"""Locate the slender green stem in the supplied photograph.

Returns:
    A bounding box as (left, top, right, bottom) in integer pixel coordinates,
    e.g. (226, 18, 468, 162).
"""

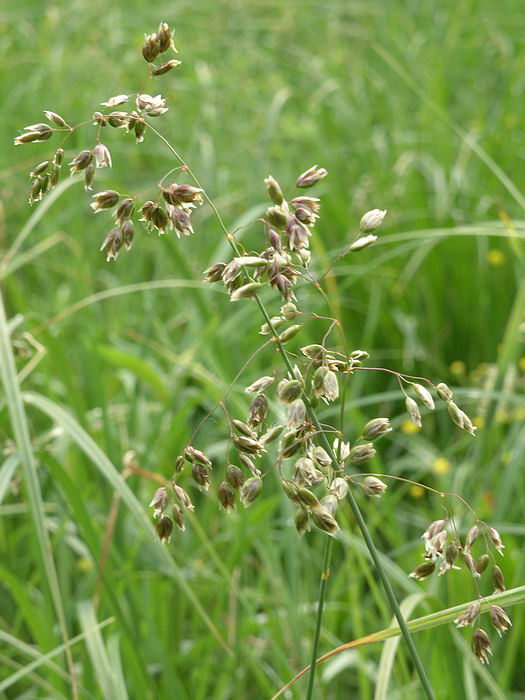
(306, 536, 333, 699)
(147, 122, 435, 700)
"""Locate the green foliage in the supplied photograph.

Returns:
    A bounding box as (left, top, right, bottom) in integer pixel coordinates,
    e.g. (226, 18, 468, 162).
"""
(1, 0, 525, 697)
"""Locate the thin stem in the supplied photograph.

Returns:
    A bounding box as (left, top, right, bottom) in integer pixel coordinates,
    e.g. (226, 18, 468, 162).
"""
(306, 537, 333, 699)
(147, 122, 435, 700)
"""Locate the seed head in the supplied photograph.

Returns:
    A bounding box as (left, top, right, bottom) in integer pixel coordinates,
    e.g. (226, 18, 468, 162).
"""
(261, 424, 284, 444)
(93, 143, 112, 168)
(172, 504, 185, 531)
(232, 433, 265, 456)
(330, 477, 348, 500)
(169, 206, 194, 237)
(296, 164, 328, 188)
(191, 463, 210, 491)
(492, 564, 505, 593)
(409, 561, 436, 580)
(474, 554, 489, 574)
(438, 542, 461, 575)
(90, 189, 119, 213)
(100, 228, 123, 262)
(471, 628, 492, 664)
(422, 519, 446, 541)
(173, 484, 194, 511)
(149, 487, 168, 518)
(245, 375, 274, 394)
(121, 220, 134, 251)
(464, 552, 481, 579)
(490, 605, 511, 637)
(277, 379, 303, 404)
(465, 525, 480, 550)
(232, 419, 257, 439)
(321, 494, 338, 516)
(312, 507, 339, 537)
(362, 418, 392, 440)
(454, 600, 480, 628)
(405, 396, 422, 428)
(436, 382, 454, 401)
(240, 477, 262, 507)
(184, 445, 212, 468)
(333, 438, 350, 462)
(293, 457, 323, 488)
(142, 33, 161, 62)
(359, 209, 387, 233)
(349, 234, 377, 252)
(218, 481, 237, 512)
(239, 454, 261, 477)
(311, 445, 332, 470)
(100, 95, 129, 107)
(280, 302, 298, 320)
(107, 111, 129, 128)
(43, 110, 69, 127)
(157, 21, 176, 53)
(301, 344, 326, 361)
(30, 161, 50, 178)
(204, 262, 226, 283)
(487, 526, 505, 555)
(411, 383, 435, 410)
(264, 175, 284, 205)
(248, 394, 269, 428)
(350, 443, 377, 464)
(362, 475, 387, 497)
(230, 282, 264, 301)
(174, 456, 185, 474)
(156, 515, 173, 544)
(294, 507, 310, 536)
(116, 198, 135, 224)
(226, 464, 245, 490)
(287, 399, 307, 430)
(266, 205, 288, 228)
(312, 366, 339, 402)
(152, 59, 182, 76)
(70, 150, 93, 174)
(14, 123, 53, 145)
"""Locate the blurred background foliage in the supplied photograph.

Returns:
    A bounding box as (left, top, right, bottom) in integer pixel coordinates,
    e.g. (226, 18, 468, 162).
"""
(1, 0, 524, 697)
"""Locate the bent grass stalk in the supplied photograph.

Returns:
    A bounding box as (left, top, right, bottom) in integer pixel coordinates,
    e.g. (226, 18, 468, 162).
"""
(144, 120, 435, 699)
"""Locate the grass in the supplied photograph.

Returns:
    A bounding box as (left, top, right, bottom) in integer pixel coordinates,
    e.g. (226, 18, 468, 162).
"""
(1, 0, 525, 697)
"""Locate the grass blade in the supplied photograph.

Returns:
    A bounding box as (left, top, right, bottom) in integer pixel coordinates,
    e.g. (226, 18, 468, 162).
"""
(0, 290, 78, 697)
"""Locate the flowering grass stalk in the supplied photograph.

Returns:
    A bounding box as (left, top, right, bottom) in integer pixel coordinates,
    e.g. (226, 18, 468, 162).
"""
(13, 20, 515, 698)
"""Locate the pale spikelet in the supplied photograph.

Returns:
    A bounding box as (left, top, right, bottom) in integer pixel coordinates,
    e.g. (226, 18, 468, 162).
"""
(405, 396, 422, 428)
(359, 208, 387, 232)
(149, 487, 168, 518)
(411, 383, 435, 410)
(361, 476, 386, 496)
(245, 375, 274, 394)
(490, 605, 511, 637)
(454, 600, 480, 628)
(362, 418, 392, 440)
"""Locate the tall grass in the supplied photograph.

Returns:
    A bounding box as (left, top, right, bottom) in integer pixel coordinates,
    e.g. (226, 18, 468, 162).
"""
(1, 0, 525, 697)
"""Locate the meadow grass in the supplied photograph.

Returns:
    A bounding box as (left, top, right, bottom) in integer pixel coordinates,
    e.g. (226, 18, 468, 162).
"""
(1, 0, 525, 697)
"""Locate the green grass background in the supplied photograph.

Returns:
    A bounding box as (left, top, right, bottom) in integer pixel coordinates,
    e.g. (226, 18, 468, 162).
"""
(1, 0, 525, 697)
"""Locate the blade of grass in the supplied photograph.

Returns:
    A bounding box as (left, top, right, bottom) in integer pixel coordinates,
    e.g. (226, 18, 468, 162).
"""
(0, 619, 114, 693)
(271, 584, 525, 698)
(22, 390, 232, 655)
(375, 593, 425, 700)
(0, 289, 78, 698)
